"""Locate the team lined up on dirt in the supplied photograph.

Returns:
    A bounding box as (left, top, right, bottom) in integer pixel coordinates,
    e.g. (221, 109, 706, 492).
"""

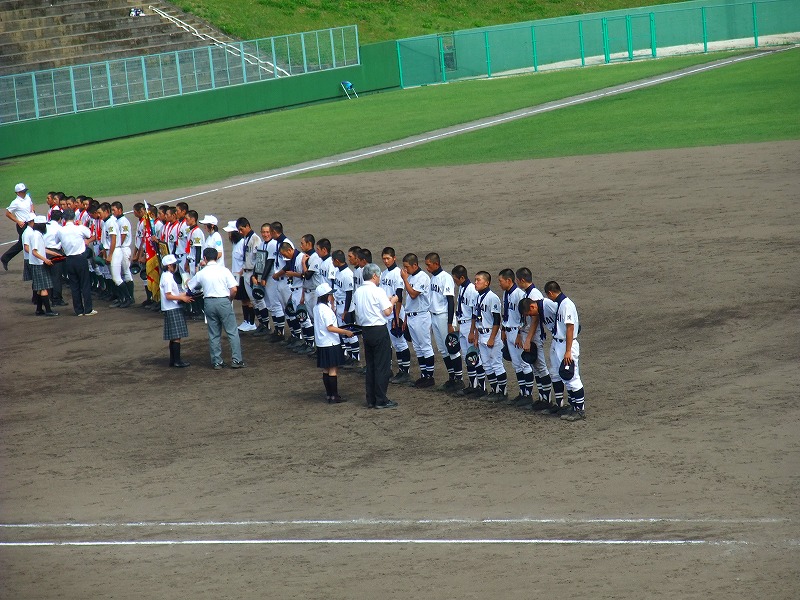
(3, 187, 587, 421)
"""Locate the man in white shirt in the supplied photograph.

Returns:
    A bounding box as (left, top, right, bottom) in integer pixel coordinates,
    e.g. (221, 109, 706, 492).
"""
(353, 263, 399, 409)
(57, 208, 95, 316)
(44, 210, 67, 306)
(2, 183, 35, 270)
(188, 247, 245, 370)
(111, 201, 134, 308)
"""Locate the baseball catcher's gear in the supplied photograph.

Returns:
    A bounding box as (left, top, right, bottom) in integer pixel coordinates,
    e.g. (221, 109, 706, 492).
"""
(445, 332, 459, 354)
(252, 284, 266, 301)
(501, 343, 511, 362)
(521, 347, 537, 365)
(295, 303, 309, 322)
(465, 346, 479, 368)
(558, 358, 575, 381)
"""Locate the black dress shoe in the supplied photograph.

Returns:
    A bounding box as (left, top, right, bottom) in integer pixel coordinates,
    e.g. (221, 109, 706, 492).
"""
(375, 400, 398, 409)
(328, 396, 346, 404)
(172, 361, 191, 368)
(43, 311, 60, 317)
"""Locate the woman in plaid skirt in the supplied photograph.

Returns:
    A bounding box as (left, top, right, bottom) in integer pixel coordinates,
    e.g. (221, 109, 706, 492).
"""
(160, 254, 194, 368)
(28, 216, 59, 317)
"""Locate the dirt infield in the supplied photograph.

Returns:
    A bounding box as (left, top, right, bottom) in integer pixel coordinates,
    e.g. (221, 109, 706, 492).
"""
(1, 140, 798, 598)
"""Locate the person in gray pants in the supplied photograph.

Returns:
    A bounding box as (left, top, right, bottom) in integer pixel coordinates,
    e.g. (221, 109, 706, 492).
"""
(187, 247, 245, 369)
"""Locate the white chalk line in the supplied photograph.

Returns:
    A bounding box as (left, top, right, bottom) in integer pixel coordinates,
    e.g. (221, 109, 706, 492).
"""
(0, 517, 788, 529)
(3, 45, 795, 248)
(0, 538, 750, 548)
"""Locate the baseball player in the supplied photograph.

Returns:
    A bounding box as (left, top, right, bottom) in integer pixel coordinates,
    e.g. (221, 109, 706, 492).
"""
(279, 241, 309, 349)
(265, 221, 293, 342)
(314, 238, 335, 290)
(425, 252, 463, 391)
(174, 202, 190, 275)
(469, 271, 504, 398)
(400, 252, 435, 387)
(183, 210, 205, 319)
(498, 268, 534, 406)
(111, 201, 134, 308)
(235, 217, 261, 332)
(542, 280, 586, 421)
(296, 233, 318, 353)
(332, 250, 356, 361)
(381, 247, 412, 384)
(96, 202, 124, 308)
(252, 222, 273, 336)
(516, 267, 552, 410)
(452, 265, 485, 397)
(348, 246, 362, 287)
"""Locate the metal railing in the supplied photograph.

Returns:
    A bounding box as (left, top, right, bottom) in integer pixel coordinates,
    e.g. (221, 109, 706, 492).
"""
(0, 24, 360, 124)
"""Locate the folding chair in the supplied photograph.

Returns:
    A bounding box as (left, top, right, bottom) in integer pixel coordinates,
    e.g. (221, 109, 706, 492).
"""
(341, 80, 358, 99)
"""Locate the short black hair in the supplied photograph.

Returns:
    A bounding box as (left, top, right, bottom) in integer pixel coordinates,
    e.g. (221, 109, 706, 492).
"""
(270, 221, 283, 235)
(475, 270, 491, 284)
(332, 249, 346, 263)
(515, 267, 532, 283)
(425, 252, 440, 265)
(402, 253, 418, 266)
(110, 201, 123, 210)
(302, 233, 315, 246)
(451, 265, 467, 279)
(236, 217, 250, 229)
(316, 238, 331, 253)
(203, 247, 218, 261)
(357, 248, 372, 263)
(544, 280, 561, 294)
(499, 268, 515, 281)
(49, 210, 62, 222)
(382, 247, 395, 257)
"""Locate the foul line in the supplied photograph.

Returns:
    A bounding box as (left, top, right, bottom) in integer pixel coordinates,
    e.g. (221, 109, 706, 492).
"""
(0, 517, 787, 529)
(2, 45, 796, 248)
(0, 538, 746, 547)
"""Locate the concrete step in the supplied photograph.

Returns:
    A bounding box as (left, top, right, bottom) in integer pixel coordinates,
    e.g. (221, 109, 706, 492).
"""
(0, 7, 153, 34)
(0, 38, 220, 77)
(0, 0, 138, 20)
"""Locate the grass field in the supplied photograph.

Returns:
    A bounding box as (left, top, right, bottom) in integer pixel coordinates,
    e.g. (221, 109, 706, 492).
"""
(0, 51, 763, 198)
(314, 47, 800, 176)
(174, 0, 683, 44)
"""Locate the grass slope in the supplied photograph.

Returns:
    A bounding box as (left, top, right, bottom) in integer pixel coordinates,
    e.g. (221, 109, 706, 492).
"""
(0, 53, 742, 198)
(315, 48, 800, 176)
(174, 0, 683, 43)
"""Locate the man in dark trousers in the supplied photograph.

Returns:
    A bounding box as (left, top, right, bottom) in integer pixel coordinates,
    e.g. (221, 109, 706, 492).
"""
(352, 263, 399, 409)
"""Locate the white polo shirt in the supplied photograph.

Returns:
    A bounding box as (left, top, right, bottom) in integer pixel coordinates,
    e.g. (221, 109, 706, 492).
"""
(353, 280, 392, 327)
(160, 270, 181, 311)
(7, 195, 33, 222)
(187, 260, 237, 298)
(57, 222, 92, 256)
(28, 230, 46, 265)
(43, 221, 62, 250)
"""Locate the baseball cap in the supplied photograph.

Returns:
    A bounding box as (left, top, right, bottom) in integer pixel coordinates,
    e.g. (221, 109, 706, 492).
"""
(33, 215, 47, 224)
(222, 220, 237, 232)
(198, 215, 218, 225)
(162, 254, 178, 266)
(316, 282, 333, 296)
(14, 183, 27, 193)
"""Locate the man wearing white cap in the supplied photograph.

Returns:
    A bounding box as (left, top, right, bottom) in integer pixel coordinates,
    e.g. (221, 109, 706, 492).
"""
(199, 215, 224, 268)
(159, 254, 192, 368)
(2, 183, 36, 270)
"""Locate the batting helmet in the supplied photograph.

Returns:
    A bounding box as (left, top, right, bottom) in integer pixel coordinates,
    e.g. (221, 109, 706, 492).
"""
(252, 285, 265, 301)
(390, 323, 404, 338)
(139, 268, 147, 281)
(445, 332, 460, 355)
(130, 263, 141, 275)
(521, 347, 537, 365)
(465, 346, 479, 368)
(285, 300, 296, 318)
(558, 358, 576, 381)
(501, 343, 511, 362)
(295, 303, 309, 322)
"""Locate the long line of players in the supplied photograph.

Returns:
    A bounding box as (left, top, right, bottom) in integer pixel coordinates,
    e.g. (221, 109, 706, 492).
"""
(143, 208, 586, 422)
(18, 193, 587, 422)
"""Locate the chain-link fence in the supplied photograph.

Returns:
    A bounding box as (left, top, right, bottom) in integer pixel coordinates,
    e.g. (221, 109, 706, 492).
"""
(0, 25, 359, 124)
(396, 0, 799, 88)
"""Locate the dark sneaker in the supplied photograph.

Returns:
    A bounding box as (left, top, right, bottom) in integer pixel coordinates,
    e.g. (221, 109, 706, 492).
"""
(439, 380, 456, 391)
(213, 363, 226, 370)
(561, 410, 586, 421)
(472, 388, 487, 398)
(328, 396, 347, 404)
(414, 377, 435, 389)
(389, 372, 411, 385)
(375, 400, 398, 409)
(43, 311, 60, 317)
(530, 399, 550, 411)
(486, 392, 506, 403)
(251, 325, 270, 337)
(230, 360, 246, 369)
(448, 380, 465, 393)
(267, 333, 284, 343)
(286, 338, 304, 350)
(515, 395, 534, 408)
(456, 386, 476, 397)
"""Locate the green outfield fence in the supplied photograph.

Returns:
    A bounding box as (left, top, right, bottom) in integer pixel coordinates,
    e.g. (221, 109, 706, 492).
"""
(396, 0, 800, 87)
(0, 25, 359, 124)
